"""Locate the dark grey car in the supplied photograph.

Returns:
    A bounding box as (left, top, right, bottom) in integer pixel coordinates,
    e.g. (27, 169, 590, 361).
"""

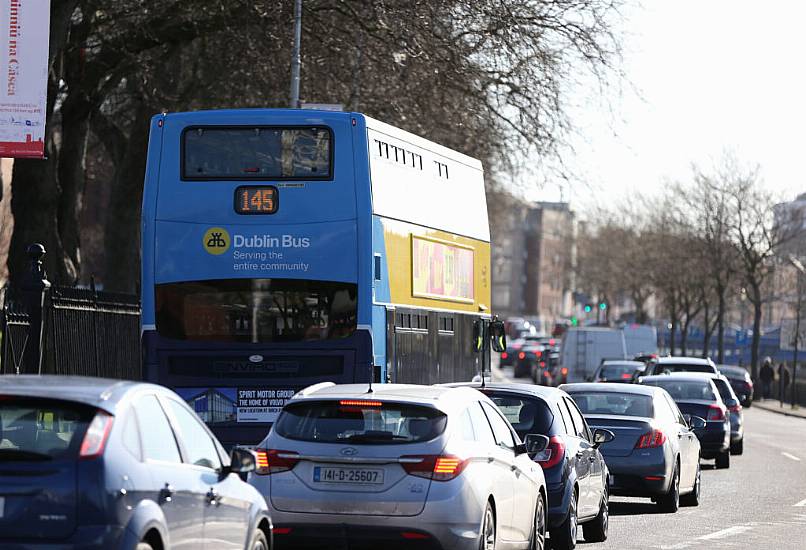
(561, 383, 704, 513)
(0, 375, 272, 550)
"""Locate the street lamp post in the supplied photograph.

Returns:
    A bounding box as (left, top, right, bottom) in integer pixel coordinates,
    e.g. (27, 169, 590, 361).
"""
(788, 255, 804, 409)
(289, 0, 303, 108)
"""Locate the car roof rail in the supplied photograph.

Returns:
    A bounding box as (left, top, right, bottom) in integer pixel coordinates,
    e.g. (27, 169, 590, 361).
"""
(295, 381, 336, 398)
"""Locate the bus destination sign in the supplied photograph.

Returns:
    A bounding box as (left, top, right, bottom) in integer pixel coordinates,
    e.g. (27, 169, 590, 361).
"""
(235, 185, 279, 214)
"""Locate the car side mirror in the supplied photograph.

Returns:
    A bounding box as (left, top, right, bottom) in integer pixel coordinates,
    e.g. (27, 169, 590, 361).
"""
(490, 319, 507, 353)
(228, 447, 257, 475)
(524, 433, 550, 455)
(592, 428, 615, 448)
(472, 319, 485, 353)
(685, 415, 706, 430)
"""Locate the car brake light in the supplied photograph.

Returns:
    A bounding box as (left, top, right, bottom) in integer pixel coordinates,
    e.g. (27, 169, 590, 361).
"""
(401, 454, 467, 481)
(273, 527, 292, 535)
(635, 429, 666, 449)
(707, 404, 726, 421)
(254, 449, 300, 475)
(501, 352, 508, 359)
(339, 400, 382, 407)
(621, 373, 633, 379)
(79, 411, 114, 459)
(533, 435, 565, 469)
(518, 352, 526, 360)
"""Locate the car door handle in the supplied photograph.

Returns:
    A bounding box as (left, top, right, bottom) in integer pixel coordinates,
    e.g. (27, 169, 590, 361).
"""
(511, 464, 519, 472)
(206, 488, 222, 506)
(159, 483, 174, 503)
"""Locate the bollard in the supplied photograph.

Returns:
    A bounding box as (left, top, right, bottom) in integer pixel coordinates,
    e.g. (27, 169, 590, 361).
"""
(20, 243, 51, 374)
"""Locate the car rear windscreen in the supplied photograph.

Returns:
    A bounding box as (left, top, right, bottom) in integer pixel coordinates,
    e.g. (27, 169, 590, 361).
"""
(0, 398, 94, 460)
(487, 395, 553, 439)
(599, 363, 641, 380)
(567, 392, 653, 417)
(275, 400, 447, 444)
(643, 380, 717, 401)
(654, 363, 714, 374)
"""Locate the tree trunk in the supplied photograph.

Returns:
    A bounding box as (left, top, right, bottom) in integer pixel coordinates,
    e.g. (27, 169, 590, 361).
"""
(716, 288, 726, 363)
(681, 316, 690, 356)
(702, 300, 712, 359)
(101, 102, 152, 293)
(749, 282, 763, 382)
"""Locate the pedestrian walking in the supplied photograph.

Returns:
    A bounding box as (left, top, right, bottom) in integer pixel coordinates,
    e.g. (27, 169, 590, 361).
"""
(760, 357, 774, 400)
(778, 362, 791, 403)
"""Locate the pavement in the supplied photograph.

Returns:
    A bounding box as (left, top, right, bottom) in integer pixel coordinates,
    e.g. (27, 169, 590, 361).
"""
(493, 361, 806, 549)
(753, 399, 806, 419)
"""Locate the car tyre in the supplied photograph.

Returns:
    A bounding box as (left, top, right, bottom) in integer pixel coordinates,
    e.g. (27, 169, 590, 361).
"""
(530, 493, 547, 550)
(680, 462, 701, 507)
(550, 489, 577, 550)
(582, 483, 609, 542)
(730, 439, 743, 455)
(479, 501, 496, 550)
(657, 463, 680, 513)
(250, 529, 269, 550)
(715, 450, 731, 468)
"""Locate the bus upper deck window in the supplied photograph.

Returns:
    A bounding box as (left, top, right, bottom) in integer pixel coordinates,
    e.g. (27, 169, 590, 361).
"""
(182, 126, 332, 181)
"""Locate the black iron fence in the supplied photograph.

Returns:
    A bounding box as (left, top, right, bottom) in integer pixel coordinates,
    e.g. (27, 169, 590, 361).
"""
(1, 245, 141, 379)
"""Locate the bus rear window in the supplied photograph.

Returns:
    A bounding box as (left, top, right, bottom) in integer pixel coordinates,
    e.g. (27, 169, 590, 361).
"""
(182, 126, 332, 180)
(155, 279, 356, 342)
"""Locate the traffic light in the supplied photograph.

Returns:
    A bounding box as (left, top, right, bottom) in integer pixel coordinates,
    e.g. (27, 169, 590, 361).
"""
(584, 304, 592, 313)
(571, 316, 578, 326)
(599, 302, 607, 311)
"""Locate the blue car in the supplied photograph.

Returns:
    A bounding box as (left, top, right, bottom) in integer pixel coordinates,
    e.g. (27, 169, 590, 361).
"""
(0, 375, 272, 549)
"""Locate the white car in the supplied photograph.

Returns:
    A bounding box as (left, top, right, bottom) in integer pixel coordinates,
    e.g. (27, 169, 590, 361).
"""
(249, 383, 548, 549)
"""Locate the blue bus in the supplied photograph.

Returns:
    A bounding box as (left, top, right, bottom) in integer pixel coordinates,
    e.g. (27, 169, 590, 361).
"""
(141, 109, 493, 445)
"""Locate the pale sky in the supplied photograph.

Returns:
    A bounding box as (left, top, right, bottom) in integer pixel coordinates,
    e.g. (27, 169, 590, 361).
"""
(527, 0, 806, 213)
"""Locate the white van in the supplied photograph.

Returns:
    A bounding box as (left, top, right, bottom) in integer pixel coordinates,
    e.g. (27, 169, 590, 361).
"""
(622, 324, 659, 357)
(560, 327, 627, 382)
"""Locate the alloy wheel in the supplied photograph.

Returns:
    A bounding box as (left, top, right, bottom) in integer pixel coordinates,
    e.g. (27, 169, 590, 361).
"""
(533, 495, 547, 550)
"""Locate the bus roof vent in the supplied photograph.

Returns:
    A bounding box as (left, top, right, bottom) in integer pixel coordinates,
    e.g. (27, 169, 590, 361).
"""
(296, 382, 336, 398)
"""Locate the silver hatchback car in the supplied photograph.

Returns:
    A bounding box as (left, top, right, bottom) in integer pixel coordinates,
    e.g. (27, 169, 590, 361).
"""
(249, 383, 548, 550)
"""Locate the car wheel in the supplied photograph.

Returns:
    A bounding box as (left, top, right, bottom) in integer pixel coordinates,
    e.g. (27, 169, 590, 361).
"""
(715, 450, 731, 469)
(582, 483, 609, 542)
(657, 463, 680, 513)
(680, 462, 701, 507)
(530, 493, 547, 550)
(730, 439, 743, 455)
(550, 489, 577, 550)
(250, 529, 269, 550)
(479, 501, 496, 550)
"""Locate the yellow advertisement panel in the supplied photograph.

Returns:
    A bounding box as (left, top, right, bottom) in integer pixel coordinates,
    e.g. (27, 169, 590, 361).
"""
(412, 237, 474, 303)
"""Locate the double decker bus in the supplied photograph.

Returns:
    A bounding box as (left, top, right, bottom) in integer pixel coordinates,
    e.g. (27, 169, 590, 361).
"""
(141, 109, 492, 445)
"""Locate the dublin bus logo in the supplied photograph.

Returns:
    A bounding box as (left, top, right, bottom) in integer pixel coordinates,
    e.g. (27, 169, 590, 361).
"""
(203, 227, 230, 255)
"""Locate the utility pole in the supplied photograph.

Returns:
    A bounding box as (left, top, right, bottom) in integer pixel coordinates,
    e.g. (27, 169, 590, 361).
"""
(790, 254, 804, 409)
(289, 0, 303, 108)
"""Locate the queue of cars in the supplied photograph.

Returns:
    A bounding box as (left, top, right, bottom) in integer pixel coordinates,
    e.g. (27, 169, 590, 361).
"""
(0, 353, 751, 550)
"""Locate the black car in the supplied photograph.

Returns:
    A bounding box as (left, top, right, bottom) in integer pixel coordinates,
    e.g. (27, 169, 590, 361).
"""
(717, 365, 754, 407)
(0, 376, 273, 550)
(561, 383, 704, 512)
(639, 374, 731, 469)
(449, 382, 613, 550)
(589, 360, 646, 383)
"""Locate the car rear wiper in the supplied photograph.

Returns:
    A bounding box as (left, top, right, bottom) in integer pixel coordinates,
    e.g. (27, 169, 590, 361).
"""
(0, 449, 53, 461)
(346, 432, 410, 443)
